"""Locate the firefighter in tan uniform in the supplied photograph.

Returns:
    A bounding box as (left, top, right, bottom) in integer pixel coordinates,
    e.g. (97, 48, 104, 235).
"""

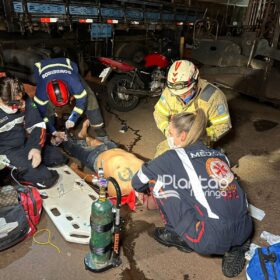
(154, 60, 231, 157)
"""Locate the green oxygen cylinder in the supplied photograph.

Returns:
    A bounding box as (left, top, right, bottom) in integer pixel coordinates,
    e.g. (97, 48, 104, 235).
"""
(90, 181, 113, 265)
(84, 169, 114, 272)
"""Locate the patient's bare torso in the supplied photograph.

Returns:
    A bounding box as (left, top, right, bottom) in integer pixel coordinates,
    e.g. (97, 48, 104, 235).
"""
(96, 148, 144, 196)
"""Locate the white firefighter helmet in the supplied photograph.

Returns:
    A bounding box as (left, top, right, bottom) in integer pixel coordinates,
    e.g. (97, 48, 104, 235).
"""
(167, 60, 199, 96)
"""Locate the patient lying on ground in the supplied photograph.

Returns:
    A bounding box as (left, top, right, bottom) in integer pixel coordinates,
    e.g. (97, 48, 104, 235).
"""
(62, 120, 150, 205)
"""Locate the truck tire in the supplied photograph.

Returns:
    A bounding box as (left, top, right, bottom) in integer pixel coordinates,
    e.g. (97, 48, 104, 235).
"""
(107, 74, 139, 112)
(115, 43, 147, 64)
(2, 48, 49, 83)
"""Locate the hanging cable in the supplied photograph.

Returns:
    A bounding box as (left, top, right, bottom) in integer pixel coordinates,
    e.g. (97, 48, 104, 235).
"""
(11, 167, 22, 187)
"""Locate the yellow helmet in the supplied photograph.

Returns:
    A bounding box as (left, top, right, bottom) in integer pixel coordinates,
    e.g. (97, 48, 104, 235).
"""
(167, 60, 199, 96)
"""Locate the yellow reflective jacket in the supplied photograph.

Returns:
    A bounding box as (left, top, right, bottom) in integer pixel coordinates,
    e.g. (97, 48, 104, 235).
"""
(154, 78, 232, 141)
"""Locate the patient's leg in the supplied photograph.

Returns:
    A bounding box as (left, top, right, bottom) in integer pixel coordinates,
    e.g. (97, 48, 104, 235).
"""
(86, 136, 103, 148)
(78, 119, 90, 139)
(62, 138, 93, 167)
(78, 119, 103, 147)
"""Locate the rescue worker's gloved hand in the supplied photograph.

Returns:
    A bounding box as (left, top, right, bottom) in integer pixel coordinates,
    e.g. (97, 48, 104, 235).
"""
(65, 120, 75, 129)
(52, 131, 67, 146)
(28, 148, 41, 168)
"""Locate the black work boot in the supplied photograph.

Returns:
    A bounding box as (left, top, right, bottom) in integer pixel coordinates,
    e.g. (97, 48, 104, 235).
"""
(153, 227, 193, 253)
(222, 239, 251, 278)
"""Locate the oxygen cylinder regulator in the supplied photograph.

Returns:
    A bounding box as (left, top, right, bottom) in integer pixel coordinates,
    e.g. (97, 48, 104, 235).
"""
(84, 167, 122, 272)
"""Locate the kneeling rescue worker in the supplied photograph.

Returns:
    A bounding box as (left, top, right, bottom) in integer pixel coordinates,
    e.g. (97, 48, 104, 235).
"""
(154, 60, 231, 157)
(33, 57, 107, 143)
(132, 109, 252, 278)
(0, 77, 67, 188)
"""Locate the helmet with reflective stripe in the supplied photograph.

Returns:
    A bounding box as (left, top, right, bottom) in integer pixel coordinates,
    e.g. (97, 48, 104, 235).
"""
(167, 60, 199, 96)
(46, 80, 69, 106)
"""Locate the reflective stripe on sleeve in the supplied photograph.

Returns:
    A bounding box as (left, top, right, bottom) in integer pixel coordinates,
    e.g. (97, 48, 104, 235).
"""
(34, 96, 49, 106)
(34, 62, 41, 70)
(26, 122, 46, 134)
(66, 58, 71, 67)
(35, 59, 73, 74)
(155, 102, 170, 116)
(73, 107, 84, 115)
(210, 114, 230, 125)
(73, 90, 87, 99)
(0, 116, 24, 133)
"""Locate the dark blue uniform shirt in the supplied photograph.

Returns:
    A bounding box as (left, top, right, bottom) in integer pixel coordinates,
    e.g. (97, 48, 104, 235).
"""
(0, 97, 46, 154)
(132, 141, 252, 254)
(33, 57, 87, 133)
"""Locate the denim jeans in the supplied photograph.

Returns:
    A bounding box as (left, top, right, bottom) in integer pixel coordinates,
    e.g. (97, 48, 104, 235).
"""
(62, 139, 117, 171)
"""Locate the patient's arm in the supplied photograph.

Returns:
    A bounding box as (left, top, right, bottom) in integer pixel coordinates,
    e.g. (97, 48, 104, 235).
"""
(78, 119, 90, 139)
(77, 120, 103, 147)
(70, 162, 94, 184)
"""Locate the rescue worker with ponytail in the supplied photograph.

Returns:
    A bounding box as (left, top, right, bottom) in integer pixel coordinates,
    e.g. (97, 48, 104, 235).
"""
(154, 60, 231, 157)
(0, 77, 67, 188)
(33, 57, 107, 144)
(132, 109, 252, 278)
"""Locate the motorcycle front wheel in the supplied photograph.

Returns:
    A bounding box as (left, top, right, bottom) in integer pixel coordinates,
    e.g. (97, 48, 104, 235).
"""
(107, 74, 140, 112)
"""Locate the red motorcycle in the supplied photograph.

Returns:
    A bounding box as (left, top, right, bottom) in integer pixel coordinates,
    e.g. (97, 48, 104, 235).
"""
(97, 53, 171, 112)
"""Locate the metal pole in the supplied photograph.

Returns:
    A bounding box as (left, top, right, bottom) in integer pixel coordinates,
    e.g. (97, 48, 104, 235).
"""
(257, 0, 271, 37)
(249, 0, 258, 26)
(264, 11, 280, 81)
(225, 0, 229, 26)
(244, 0, 254, 26)
(256, 0, 263, 26)
(247, 39, 256, 67)
(111, 26, 115, 57)
(260, 0, 267, 19)
(203, 8, 208, 19)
